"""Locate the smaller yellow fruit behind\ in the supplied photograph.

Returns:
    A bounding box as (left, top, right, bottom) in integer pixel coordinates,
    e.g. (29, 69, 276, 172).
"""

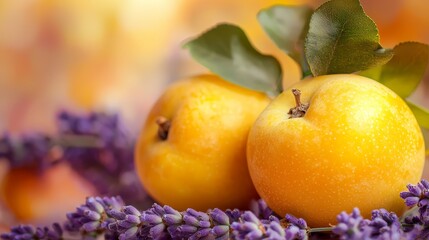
(135, 74, 270, 211)
(0, 163, 95, 223)
(247, 74, 425, 227)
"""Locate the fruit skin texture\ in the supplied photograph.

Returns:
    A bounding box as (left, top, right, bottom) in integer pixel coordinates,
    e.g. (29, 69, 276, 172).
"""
(135, 74, 270, 211)
(247, 74, 425, 227)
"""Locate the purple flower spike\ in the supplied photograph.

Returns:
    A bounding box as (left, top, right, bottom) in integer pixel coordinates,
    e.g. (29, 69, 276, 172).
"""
(400, 180, 429, 239)
(140, 203, 183, 239)
(176, 208, 211, 239)
(114, 206, 143, 240)
(251, 199, 274, 221)
(209, 208, 231, 239)
(401, 180, 429, 226)
(365, 209, 403, 240)
(400, 180, 429, 208)
(65, 196, 124, 237)
(332, 208, 370, 240)
(0, 133, 55, 172)
(57, 110, 148, 208)
(284, 214, 308, 240)
(231, 211, 265, 240)
(265, 221, 287, 240)
(1, 223, 63, 240)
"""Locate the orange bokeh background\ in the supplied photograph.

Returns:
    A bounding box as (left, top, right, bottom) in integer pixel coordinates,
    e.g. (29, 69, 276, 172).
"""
(0, 0, 428, 230)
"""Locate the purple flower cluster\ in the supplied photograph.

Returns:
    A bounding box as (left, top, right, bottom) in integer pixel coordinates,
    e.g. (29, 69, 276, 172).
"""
(333, 208, 369, 239)
(0, 133, 57, 172)
(4, 175, 429, 240)
(1, 197, 312, 240)
(284, 214, 308, 240)
(57, 111, 149, 208)
(65, 196, 124, 239)
(0, 110, 149, 208)
(1, 224, 63, 240)
(231, 211, 286, 240)
(367, 209, 403, 239)
(400, 179, 429, 239)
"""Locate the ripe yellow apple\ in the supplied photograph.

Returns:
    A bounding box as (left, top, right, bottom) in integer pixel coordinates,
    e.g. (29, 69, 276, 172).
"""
(135, 74, 270, 211)
(247, 74, 425, 227)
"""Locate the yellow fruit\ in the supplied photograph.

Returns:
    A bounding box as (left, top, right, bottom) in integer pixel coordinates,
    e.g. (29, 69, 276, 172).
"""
(1, 163, 95, 223)
(135, 74, 270, 211)
(247, 74, 425, 227)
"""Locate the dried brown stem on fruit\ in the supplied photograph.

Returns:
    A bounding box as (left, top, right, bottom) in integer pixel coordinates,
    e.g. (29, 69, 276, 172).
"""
(288, 89, 309, 118)
(156, 116, 171, 140)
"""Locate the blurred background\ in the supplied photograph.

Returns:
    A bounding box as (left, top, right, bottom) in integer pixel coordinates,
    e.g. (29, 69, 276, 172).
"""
(0, 0, 428, 232)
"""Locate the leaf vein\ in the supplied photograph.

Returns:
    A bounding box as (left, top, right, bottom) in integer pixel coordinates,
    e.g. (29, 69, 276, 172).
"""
(325, 18, 350, 74)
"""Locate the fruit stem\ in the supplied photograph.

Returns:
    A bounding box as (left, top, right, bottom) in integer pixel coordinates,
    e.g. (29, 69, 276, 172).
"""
(156, 116, 171, 140)
(288, 89, 309, 118)
(292, 89, 302, 107)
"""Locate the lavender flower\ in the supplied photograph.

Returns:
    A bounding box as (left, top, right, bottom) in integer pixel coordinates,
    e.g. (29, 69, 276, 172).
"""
(65, 196, 124, 238)
(140, 203, 183, 239)
(365, 209, 403, 240)
(266, 220, 287, 239)
(231, 211, 268, 239)
(1, 110, 150, 208)
(107, 206, 143, 240)
(0, 223, 63, 240)
(0, 133, 57, 172)
(400, 179, 429, 239)
(332, 208, 408, 240)
(332, 208, 370, 239)
(371, 209, 402, 238)
(57, 110, 149, 208)
(175, 208, 211, 239)
(209, 208, 232, 239)
(231, 211, 290, 240)
(2, 199, 305, 240)
(225, 208, 243, 223)
(7, 180, 429, 239)
(251, 199, 275, 221)
(400, 179, 429, 219)
(0, 134, 13, 160)
(284, 214, 308, 240)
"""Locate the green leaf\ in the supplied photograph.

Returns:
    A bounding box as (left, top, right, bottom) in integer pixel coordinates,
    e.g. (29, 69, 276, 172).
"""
(258, 5, 313, 76)
(406, 100, 429, 129)
(360, 42, 429, 98)
(304, 0, 393, 76)
(183, 23, 282, 96)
